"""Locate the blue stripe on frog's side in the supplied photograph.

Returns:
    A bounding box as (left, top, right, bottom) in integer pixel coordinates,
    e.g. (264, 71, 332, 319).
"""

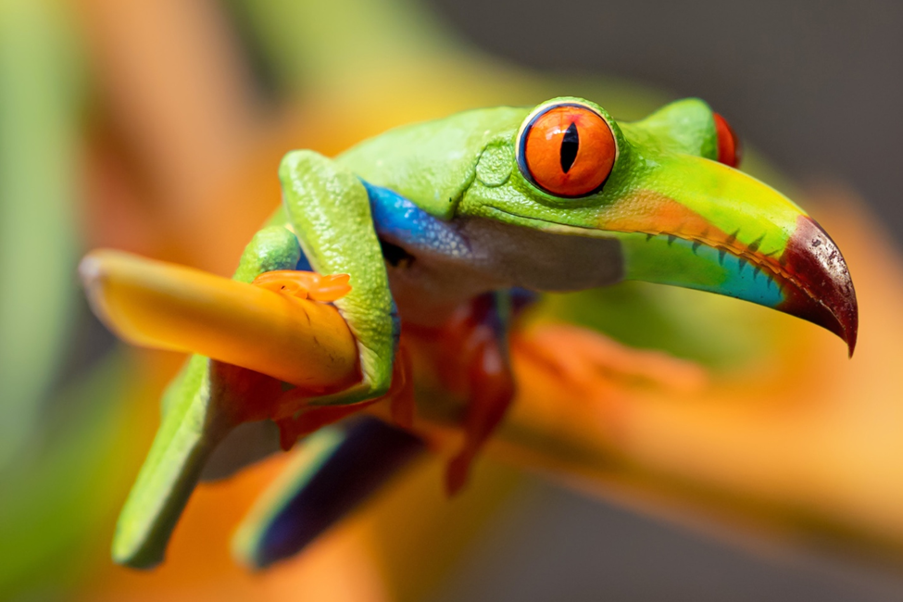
(293, 180, 467, 271)
(361, 180, 471, 258)
(363, 180, 539, 345)
(294, 252, 313, 272)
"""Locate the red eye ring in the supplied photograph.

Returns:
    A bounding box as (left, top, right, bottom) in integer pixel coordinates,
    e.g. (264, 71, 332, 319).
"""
(517, 103, 617, 198)
(714, 112, 742, 167)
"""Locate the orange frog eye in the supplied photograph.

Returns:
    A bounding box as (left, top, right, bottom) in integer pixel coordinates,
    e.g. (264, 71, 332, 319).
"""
(518, 103, 617, 198)
(713, 112, 742, 168)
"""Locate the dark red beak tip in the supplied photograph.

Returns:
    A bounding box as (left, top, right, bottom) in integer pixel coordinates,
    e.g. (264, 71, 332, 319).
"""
(778, 216, 858, 356)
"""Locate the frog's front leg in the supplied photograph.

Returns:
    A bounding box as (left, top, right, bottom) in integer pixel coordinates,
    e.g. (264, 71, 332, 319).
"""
(277, 150, 399, 411)
(112, 225, 306, 568)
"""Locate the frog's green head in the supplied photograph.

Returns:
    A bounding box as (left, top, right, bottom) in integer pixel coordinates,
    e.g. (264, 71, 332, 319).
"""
(464, 97, 858, 354)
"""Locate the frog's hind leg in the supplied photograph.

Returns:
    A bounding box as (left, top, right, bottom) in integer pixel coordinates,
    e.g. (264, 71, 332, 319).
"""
(270, 342, 416, 449)
(443, 291, 518, 496)
(233, 417, 424, 569)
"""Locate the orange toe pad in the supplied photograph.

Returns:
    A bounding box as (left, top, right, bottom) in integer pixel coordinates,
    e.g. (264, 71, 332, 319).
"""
(253, 271, 351, 302)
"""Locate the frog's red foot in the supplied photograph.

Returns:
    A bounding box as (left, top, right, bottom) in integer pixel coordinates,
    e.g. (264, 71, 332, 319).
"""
(275, 403, 373, 451)
(273, 345, 416, 450)
(445, 331, 515, 495)
(253, 270, 351, 302)
(420, 297, 516, 496)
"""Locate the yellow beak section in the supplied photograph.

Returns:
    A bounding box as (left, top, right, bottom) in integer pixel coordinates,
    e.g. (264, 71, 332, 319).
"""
(604, 155, 857, 354)
(79, 250, 359, 392)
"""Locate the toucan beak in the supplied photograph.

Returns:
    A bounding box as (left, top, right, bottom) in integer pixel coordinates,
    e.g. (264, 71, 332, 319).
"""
(599, 155, 858, 355)
(773, 215, 857, 355)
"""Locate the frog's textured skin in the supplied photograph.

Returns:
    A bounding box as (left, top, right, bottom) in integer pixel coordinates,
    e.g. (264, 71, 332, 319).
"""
(114, 97, 858, 570)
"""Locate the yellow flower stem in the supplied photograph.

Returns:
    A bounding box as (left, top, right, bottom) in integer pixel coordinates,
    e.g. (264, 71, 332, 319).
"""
(79, 249, 359, 389)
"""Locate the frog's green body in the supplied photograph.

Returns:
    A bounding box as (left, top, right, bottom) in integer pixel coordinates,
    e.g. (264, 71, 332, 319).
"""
(340, 105, 526, 219)
(113, 97, 858, 570)
(264, 96, 855, 405)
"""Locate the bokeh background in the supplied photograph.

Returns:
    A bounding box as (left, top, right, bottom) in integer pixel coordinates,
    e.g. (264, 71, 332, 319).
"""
(0, 0, 900, 600)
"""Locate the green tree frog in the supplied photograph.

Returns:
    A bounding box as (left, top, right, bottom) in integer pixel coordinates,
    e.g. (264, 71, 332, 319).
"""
(115, 96, 858, 569)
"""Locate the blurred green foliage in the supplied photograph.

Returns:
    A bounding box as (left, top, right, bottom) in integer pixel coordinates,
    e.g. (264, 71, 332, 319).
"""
(0, 0, 82, 470)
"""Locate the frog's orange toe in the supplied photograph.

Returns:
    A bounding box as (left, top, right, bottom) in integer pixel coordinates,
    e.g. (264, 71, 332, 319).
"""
(252, 270, 351, 302)
(308, 273, 352, 302)
(445, 454, 472, 496)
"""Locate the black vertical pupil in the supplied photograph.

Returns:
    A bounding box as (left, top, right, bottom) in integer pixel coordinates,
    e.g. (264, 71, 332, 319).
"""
(560, 122, 579, 173)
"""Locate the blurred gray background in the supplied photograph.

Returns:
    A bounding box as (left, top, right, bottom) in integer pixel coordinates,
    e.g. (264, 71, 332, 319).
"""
(424, 0, 901, 600)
